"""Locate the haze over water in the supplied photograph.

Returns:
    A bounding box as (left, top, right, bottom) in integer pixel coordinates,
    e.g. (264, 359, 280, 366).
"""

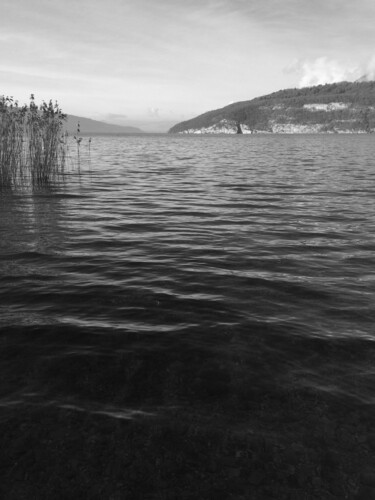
(1, 134, 375, 498)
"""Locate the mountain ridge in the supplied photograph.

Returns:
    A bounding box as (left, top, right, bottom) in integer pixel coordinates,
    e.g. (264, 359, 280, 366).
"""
(169, 81, 375, 134)
(64, 114, 144, 135)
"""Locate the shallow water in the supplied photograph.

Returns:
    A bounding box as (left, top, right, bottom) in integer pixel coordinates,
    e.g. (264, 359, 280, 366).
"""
(1, 134, 375, 406)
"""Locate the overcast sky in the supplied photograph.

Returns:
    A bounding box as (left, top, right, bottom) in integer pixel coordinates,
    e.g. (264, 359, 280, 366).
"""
(2, 0, 375, 129)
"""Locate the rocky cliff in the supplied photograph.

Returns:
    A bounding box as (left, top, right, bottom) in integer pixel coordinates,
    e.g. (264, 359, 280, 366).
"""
(169, 81, 375, 134)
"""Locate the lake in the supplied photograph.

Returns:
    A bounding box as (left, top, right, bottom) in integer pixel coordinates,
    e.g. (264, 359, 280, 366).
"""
(1, 134, 374, 499)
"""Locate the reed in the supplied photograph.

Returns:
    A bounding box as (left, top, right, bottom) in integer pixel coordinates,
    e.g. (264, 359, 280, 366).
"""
(0, 94, 67, 187)
(73, 121, 83, 168)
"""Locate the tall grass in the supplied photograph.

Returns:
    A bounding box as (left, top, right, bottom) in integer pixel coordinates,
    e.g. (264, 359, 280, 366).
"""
(0, 94, 67, 188)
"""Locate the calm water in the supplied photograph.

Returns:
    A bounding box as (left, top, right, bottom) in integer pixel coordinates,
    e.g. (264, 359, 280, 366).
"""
(1, 134, 375, 408)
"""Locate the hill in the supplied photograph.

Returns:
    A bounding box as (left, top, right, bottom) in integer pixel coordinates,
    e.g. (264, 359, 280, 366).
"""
(64, 115, 143, 135)
(169, 81, 375, 134)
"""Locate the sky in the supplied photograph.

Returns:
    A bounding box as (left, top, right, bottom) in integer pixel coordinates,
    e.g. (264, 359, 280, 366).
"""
(2, 0, 375, 131)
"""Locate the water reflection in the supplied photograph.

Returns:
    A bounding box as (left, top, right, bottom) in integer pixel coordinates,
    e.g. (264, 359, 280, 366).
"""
(0, 186, 73, 328)
(0, 187, 66, 256)
(0, 396, 157, 421)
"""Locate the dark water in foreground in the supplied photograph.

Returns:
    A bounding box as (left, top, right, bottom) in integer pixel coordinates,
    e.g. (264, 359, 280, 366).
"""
(1, 134, 375, 498)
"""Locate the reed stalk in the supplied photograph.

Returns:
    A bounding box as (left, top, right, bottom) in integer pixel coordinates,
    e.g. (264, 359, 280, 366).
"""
(0, 94, 67, 188)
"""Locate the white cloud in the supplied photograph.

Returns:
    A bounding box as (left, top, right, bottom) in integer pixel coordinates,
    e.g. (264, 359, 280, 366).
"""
(363, 56, 375, 80)
(148, 107, 160, 118)
(285, 56, 375, 87)
(298, 57, 361, 87)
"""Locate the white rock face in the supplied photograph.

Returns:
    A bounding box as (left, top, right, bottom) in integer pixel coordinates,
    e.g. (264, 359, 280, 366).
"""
(178, 123, 372, 134)
(180, 119, 238, 134)
(303, 102, 350, 111)
(270, 123, 323, 133)
(241, 126, 271, 134)
(177, 107, 372, 134)
(179, 120, 270, 134)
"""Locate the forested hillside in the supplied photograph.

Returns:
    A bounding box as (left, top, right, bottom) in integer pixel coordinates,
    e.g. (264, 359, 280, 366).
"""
(169, 81, 375, 134)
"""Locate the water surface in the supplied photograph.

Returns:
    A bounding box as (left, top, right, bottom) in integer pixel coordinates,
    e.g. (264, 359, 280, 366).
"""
(1, 134, 375, 498)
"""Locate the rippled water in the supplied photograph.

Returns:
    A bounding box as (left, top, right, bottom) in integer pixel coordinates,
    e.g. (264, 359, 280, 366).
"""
(2, 135, 375, 329)
(2, 133, 375, 498)
(1, 134, 375, 405)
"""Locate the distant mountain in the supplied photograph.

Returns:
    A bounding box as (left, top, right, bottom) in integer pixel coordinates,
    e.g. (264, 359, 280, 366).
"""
(169, 81, 375, 134)
(64, 114, 143, 135)
(123, 120, 182, 133)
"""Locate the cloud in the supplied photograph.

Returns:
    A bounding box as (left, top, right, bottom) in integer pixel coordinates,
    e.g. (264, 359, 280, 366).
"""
(299, 58, 360, 86)
(363, 56, 375, 80)
(147, 107, 160, 118)
(285, 56, 375, 87)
